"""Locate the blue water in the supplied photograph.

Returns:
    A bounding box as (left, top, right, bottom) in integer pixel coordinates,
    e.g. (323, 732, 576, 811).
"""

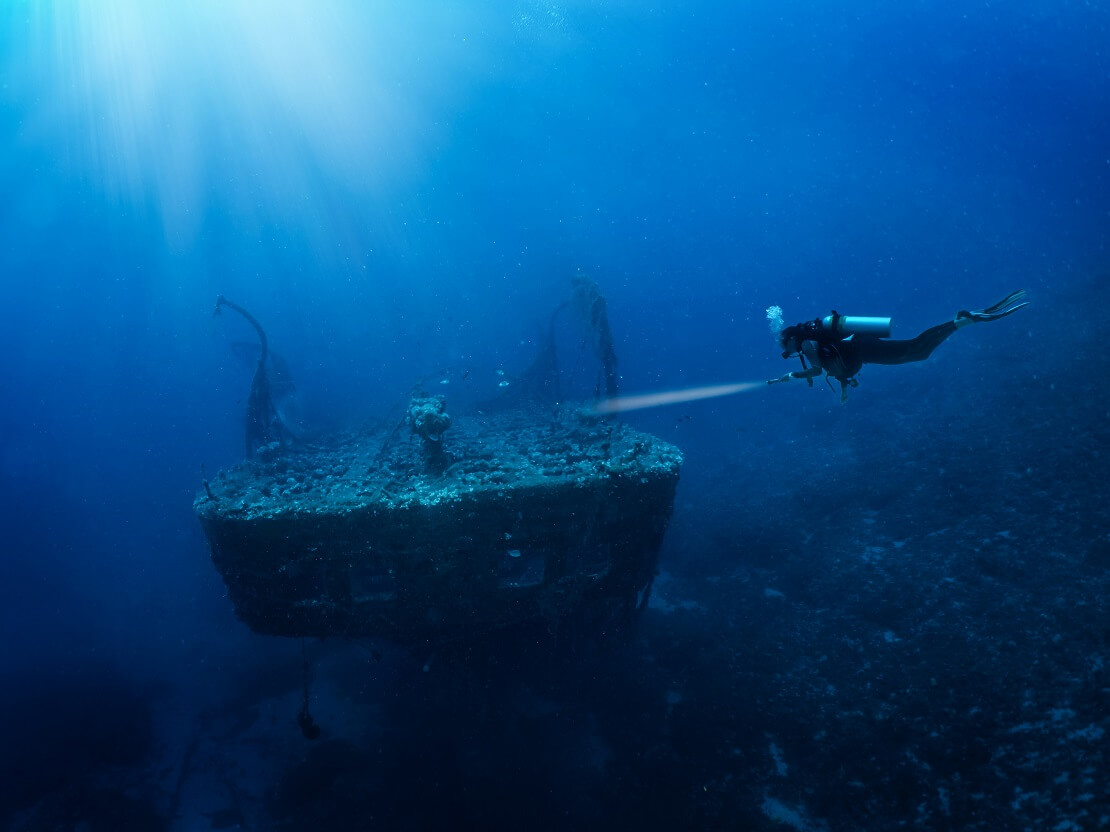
(1, 2, 1107, 830)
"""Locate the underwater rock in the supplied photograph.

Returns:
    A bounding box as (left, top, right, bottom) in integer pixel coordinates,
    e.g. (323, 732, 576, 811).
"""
(195, 407, 682, 643)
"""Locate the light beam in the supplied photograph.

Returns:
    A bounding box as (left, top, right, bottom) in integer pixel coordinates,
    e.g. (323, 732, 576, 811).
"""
(593, 381, 764, 414)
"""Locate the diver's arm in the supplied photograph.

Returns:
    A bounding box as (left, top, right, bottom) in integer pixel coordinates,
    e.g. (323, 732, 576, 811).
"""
(768, 366, 822, 385)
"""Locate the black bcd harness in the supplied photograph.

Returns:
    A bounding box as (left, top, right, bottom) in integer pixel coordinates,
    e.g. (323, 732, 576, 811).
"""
(788, 310, 859, 391)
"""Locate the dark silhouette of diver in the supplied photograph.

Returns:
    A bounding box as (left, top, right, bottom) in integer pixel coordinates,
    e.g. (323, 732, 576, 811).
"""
(769, 289, 1029, 401)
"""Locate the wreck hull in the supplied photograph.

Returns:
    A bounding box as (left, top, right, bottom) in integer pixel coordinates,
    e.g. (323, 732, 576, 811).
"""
(197, 411, 682, 643)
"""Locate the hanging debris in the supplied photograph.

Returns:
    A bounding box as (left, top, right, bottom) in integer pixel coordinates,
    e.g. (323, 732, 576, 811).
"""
(570, 274, 619, 398)
(502, 275, 621, 409)
(214, 296, 293, 458)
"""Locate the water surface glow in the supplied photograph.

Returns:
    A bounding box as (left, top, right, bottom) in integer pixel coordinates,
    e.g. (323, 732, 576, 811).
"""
(17, 0, 490, 245)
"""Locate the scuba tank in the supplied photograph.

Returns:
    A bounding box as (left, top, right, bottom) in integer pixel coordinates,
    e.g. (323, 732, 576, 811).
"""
(819, 311, 891, 338)
(776, 309, 893, 359)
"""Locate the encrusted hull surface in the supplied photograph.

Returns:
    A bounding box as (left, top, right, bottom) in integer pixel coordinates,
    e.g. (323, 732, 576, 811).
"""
(196, 410, 682, 642)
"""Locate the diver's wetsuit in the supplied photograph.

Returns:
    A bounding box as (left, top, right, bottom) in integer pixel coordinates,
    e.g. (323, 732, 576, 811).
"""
(775, 290, 1029, 401)
(790, 321, 957, 400)
(814, 320, 958, 374)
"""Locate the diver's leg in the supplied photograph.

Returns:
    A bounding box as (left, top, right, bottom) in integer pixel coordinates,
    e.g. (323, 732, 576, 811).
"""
(857, 290, 1029, 366)
(853, 322, 958, 366)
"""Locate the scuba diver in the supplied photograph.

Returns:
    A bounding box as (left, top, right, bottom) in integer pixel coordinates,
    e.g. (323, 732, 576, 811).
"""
(768, 289, 1029, 402)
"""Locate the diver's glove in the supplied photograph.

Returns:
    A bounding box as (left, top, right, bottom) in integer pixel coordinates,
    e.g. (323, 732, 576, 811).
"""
(955, 289, 1030, 328)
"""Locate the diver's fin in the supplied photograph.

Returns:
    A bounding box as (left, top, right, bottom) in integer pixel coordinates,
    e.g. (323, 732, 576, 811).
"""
(980, 288, 1028, 316)
(955, 289, 1029, 327)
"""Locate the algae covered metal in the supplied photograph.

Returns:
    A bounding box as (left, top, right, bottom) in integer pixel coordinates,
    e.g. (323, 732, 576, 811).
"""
(195, 404, 682, 644)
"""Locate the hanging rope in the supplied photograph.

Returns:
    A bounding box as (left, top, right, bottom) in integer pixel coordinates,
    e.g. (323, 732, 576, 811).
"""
(213, 295, 284, 459)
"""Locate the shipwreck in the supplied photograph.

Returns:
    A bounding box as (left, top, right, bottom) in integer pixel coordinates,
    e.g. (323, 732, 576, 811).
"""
(196, 280, 683, 645)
